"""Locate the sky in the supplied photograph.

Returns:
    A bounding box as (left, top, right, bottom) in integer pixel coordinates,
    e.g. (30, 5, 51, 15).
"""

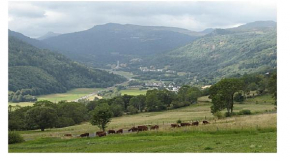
(8, 1, 277, 38)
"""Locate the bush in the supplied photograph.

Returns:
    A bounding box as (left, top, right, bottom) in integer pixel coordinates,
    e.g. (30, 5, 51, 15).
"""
(213, 111, 224, 119)
(177, 119, 182, 124)
(9, 131, 24, 144)
(224, 112, 236, 117)
(234, 92, 244, 102)
(238, 109, 251, 115)
(127, 106, 138, 115)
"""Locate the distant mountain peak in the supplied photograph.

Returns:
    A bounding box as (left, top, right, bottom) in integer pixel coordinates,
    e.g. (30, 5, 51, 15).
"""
(37, 31, 60, 40)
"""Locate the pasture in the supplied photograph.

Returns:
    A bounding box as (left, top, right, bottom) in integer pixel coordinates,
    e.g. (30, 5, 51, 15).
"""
(9, 113, 277, 153)
(37, 88, 103, 102)
(9, 101, 276, 152)
(8, 102, 34, 107)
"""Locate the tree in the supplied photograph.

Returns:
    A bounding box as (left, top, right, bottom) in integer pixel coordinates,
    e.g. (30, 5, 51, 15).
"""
(268, 72, 277, 105)
(25, 106, 58, 131)
(146, 90, 165, 112)
(129, 95, 146, 112)
(209, 78, 244, 114)
(90, 103, 113, 131)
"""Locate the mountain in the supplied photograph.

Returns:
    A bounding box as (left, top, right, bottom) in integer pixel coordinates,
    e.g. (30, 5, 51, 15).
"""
(8, 36, 127, 98)
(233, 21, 276, 30)
(146, 21, 277, 80)
(37, 32, 60, 40)
(200, 28, 215, 34)
(41, 23, 206, 67)
(8, 30, 51, 50)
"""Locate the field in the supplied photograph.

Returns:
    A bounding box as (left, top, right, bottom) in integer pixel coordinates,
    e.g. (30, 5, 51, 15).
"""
(8, 102, 34, 107)
(37, 88, 103, 102)
(120, 88, 147, 96)
(9, 101, 276, 153)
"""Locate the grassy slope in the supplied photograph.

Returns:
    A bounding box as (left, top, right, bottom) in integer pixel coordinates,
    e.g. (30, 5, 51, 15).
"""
(9, 101, 276, 152)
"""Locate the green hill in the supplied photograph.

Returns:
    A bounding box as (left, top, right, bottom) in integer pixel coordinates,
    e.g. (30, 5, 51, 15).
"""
(8, 36, 126, 102)
(147, 21, 277, 80)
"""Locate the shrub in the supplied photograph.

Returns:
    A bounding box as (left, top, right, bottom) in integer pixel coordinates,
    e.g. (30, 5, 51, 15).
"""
(213, 111, 224, 119)
(224, 112, 236, 117)
(127, 106, 138, 115)
(177, 119, 182, 124)
(9, 131, 24, 144)
(234, 92, 244, 102)
(238, 109, 251, 115)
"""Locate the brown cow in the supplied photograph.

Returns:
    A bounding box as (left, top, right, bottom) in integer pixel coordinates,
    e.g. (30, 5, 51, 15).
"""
(64, 133, 72, 137)
(171, 124, 179, 128)
(116, 129, 123, 134)
(192, 121, 199, 126)
(150, 125, 159, 130)
(96, 131, 106, 137)
(108, 130, 115, 134)
(180, 123, 191, 126)
(80, 133, 89, 137)
(137, 125, 148, 131)
(203, 120, 210, 124)
(128, 127, 138, 132)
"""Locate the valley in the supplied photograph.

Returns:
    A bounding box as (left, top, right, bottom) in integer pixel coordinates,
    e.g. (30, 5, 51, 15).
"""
(8, 20, 277, 153)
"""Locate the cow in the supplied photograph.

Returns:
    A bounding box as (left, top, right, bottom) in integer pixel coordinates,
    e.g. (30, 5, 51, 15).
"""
(180, 123, 191, 127)
(128, 127, 138, 132)
(192, 121, 199, 126)
(96, 131, 106, 137)
(171, 124, 179, 128)
(108, 130, 115, 134)
(116, 129, 123, 134)
(150, 125, 159, 130)
(137, 125, 148, 131)
(203, 120, 210, 124)
(64, 133, 72, 137)
(80, 133, 89, 137)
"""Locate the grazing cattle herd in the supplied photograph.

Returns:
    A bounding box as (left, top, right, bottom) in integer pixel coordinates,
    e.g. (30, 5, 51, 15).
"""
(67, 120, 210, 138)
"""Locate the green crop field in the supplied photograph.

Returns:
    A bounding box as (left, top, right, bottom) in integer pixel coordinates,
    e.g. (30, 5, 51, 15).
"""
(9, 102, 276, 153)
(120, 89, 147, 96)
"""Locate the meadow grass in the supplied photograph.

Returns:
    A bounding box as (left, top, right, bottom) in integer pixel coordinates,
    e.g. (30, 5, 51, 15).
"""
(8, 98, 276, 153)
(14, 102, 276, 141)
(244, 94, 275, 104)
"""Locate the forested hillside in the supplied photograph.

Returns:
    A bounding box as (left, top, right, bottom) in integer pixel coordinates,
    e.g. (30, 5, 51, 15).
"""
(8, 36, 126, 102)
(146, 21, 277, 80)
(41, 23, 205, 67)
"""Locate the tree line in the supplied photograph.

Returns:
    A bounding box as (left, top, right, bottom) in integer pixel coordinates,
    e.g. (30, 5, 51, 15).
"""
(9, 85, 202, 131)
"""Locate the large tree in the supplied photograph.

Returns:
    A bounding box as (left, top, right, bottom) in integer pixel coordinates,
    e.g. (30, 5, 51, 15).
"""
(90, 103, 113, 131)
(209, 78, 244, 114)
(25, 106, 58, 131)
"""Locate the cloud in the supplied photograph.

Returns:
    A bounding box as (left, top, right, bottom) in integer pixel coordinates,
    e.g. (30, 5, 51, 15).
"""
(8, 1, 277, 38)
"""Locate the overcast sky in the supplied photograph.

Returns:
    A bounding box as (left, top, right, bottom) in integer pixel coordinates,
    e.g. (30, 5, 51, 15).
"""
(8, 1, 277, 38)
